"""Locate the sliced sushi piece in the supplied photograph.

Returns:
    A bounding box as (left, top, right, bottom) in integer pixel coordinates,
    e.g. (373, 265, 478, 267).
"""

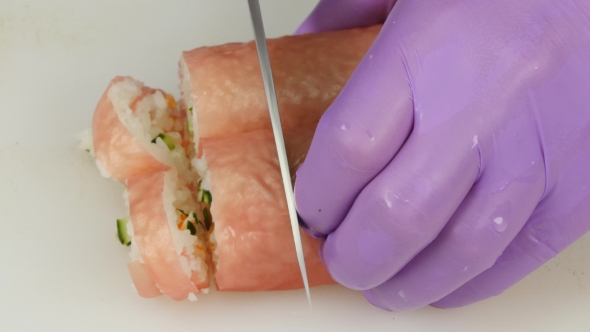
(202, 127, 334, 291)
(126, 167, 210, 300)
(178, 25, 380, 181)
(92, 76, 196, 184)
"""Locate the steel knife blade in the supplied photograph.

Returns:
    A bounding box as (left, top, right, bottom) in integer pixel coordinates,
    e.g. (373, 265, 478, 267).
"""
(247, 0, 312, 307)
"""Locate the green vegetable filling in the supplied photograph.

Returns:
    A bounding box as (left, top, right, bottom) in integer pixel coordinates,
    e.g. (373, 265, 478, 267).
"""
(202, 207, 212, 231)
(187, 107, 194, 137)
(117, 218, 132, 246)
(197, 179, 212, 204)
(176, 179, 213, 236)
(151, 133, 175, 150)
(187, 120, 194, 137)
(187, 220, 197, 235)
(177, 209, 200, 235)
(198, 190, 212, 204)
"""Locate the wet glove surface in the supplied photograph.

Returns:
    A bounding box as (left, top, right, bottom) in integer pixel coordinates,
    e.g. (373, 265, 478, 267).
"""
(294, 0, 590, 311)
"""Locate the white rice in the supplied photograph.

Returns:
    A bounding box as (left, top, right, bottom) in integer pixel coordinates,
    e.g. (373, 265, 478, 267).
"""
(94, 159, 112, 178)
(76, 128, 94, 156)
(108, 78, 197, 184)
(187, 293, 198, 302)
(180, 58, 210, 185)
(76, 128, 110, 178)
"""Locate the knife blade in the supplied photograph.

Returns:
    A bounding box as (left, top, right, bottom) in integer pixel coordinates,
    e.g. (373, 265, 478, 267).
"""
(247, 0, 312, 307)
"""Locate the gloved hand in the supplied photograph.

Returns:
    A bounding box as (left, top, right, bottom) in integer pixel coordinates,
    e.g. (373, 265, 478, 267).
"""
(294, 0, 590, 311)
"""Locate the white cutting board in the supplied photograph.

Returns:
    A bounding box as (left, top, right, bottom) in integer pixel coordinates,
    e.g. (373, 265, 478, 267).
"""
(0, 1, 588, 331)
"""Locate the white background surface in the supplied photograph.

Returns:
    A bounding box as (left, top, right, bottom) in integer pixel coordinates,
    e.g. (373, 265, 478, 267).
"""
(0, 1, 589, 331)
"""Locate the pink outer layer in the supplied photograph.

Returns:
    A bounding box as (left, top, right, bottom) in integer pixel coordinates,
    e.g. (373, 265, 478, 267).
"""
(203, 127, 334, 291)
(182, 25, 380, 141)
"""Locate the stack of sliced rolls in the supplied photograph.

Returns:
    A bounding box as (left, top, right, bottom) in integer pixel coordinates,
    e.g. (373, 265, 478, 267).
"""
(79, 25, 381, 301)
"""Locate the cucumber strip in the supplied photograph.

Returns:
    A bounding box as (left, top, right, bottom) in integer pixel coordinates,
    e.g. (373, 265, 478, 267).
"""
(117, 218, 132, 246)
(203, 191, 212, 204)
(202, 207, 212, 231)
(187, 120, 194, 137)
(198, 189, 212, 204)
(187, 220, 197, 235)
(179, 210, 198, 235)
(187, 107, 194, 136)
(151, 133, 175, 150)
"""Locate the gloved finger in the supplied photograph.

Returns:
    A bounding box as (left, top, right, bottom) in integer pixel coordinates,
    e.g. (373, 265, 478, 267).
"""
(294, 26, 414, 236)
(433, 165, 590, 308)
(319, 129, 481, 290)
(362, 159, 546, 311)
(361, 108, 549, 311)
(295, 0, 395, 34)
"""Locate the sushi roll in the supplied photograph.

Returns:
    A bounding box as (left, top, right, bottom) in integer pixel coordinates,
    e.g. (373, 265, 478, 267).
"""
(124, 167, 210, 300)
(178, 24, 381, 183)
(80, 24, 381, 299)
(91, 76, 196, 184)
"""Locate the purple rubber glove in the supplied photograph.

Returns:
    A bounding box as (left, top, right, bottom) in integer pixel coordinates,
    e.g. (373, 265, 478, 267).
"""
(294, 0, 590, 311)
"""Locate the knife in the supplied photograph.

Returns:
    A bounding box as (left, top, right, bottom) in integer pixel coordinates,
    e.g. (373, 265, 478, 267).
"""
(247, 0, 312, 307)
